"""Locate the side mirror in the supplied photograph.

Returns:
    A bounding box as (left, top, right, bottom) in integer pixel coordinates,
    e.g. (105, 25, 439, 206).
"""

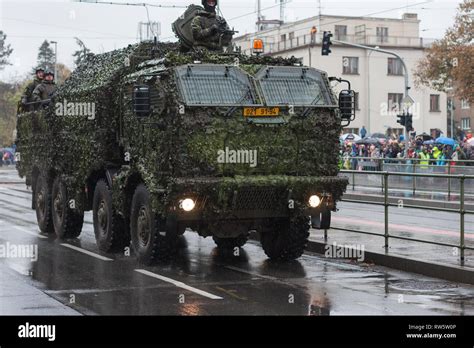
(133, 85, 151, 118)
(339, 89, 355, 126)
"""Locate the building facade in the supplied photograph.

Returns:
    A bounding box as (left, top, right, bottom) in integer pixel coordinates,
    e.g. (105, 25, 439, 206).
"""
(233, 13, 447, 138)
(450, 96, 473, 139)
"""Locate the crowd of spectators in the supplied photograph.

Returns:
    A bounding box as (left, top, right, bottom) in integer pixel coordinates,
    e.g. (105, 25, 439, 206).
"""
(340, 132, 474, 170)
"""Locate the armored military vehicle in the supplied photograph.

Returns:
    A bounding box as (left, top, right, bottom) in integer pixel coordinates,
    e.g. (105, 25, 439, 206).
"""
(16, 6, 354, 264)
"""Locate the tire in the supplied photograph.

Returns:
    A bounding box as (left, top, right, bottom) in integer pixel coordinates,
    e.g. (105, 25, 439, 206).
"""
(261, 215, 310, 261)
(213, 232, 249, 249)
(52, 177, 84, 239)
(311, 210, 331, 230)
(92, 179, 129, 252)
(130, 184, 177, 264)
(35, 172, 54, 234)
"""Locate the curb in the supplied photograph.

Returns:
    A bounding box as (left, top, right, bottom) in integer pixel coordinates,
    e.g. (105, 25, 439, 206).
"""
(343, 192, 474, 211)
(305, 239, 474, 286)
(249, 234, 474, 285)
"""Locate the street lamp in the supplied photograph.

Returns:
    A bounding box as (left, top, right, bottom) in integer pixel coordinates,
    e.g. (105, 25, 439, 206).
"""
(50, 41, 58, 82)
(367, 46, 379, 135)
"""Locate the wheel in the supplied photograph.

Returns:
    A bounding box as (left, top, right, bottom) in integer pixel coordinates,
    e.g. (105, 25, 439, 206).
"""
(92, 179, 129, 252)
(52, 177, 84, 239)
(130, 184, 177, 264)
(311, 210, 331, 230)
(35, 171, 54, 234)
(213, 232, 249, 249)
(261, 215, 310, 261)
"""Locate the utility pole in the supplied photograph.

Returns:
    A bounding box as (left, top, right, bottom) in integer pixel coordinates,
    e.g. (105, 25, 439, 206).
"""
(280, 0, 285, 23)
(257, 0, 262, 31)
(50, 41, 58, 82)
(332, 39, 413, 155)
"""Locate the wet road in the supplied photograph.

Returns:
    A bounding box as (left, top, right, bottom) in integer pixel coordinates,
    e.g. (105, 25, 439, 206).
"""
(1, 168, 474, 315)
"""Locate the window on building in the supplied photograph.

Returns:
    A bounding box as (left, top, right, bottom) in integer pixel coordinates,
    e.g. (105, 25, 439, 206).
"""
(461, 118, 471, 130)
(376, 27, 389, 43)
(387, 58, 403, 75)
(289, 32, 295, 40)
(461, 99, 470, 109)
(354, 92, 360, 110)
(280, 34, 286, 42)
(388, 93, 403, 112)
(335, 25, 347, 40)
(430, 94, 440, 112)
(342, 57, 359, 74)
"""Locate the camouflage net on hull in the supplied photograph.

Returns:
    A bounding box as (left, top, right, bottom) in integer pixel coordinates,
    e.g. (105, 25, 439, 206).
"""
(16, 41, 347, 216)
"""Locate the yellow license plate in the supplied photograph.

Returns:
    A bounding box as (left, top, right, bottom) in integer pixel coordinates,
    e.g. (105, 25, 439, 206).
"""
(243, 107, 280, 117)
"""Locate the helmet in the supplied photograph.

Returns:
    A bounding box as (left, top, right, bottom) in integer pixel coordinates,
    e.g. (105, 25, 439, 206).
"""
(35, 66, 45, 75)
(202, 0, 217, 12)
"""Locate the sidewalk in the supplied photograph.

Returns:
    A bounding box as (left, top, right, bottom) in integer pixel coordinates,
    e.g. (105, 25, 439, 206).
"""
(308, 227, 474, 285)
(0, 263, 80, 315)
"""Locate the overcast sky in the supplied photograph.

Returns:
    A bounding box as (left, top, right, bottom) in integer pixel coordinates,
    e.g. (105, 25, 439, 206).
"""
(0, 0, 463, 82)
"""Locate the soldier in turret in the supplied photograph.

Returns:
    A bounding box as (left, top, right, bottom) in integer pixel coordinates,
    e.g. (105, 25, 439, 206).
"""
(21, 67, 44, 111)
(191, 0, 233, 51)
(32, 70, 56, 108)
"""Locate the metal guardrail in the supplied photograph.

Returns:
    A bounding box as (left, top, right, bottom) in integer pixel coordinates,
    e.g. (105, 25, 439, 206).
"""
(337, 170, 474, 265)
(341, 157, 474, 197)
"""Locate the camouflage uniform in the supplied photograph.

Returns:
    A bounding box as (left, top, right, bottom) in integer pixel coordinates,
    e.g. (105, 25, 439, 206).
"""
(32, 80, 56, 105)
(21, 78, 43, 111)
(191, 10, 232, 51)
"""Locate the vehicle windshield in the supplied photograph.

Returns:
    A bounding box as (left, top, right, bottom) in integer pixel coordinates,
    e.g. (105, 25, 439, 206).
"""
(175, 65, 260, 106)
(255, 66, 335, 107)
(175, 64, 336, 108)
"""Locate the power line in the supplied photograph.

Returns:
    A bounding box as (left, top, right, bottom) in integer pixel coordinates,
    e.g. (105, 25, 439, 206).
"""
(74, 0, 187, 9)
(234, 0, 434, 40)
(2, 17, 128, 38)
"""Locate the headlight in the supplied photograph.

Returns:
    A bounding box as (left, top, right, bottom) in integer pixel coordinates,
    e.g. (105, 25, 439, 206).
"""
(308, 195, 321, 208)
(180, 198, 196, 212)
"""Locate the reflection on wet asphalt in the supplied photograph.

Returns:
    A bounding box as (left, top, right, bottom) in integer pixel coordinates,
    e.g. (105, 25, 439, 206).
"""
(1, 169, 474, 315)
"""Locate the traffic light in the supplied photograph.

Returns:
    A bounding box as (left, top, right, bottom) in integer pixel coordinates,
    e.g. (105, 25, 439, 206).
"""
(397, 113, 414, 131)
(396, 114, 406, 127)
(405, 113, 413, 132)
(321, 31, 333, 56)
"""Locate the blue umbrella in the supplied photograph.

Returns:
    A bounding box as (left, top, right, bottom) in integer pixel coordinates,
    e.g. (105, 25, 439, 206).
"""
(435, 137, 456, 146)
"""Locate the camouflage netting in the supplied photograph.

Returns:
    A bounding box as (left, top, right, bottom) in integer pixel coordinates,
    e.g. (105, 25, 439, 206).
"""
(16, 40, 348, 216)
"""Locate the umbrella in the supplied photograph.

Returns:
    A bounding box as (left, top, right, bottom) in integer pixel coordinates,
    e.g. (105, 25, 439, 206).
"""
(340, 133, 361, 142)
(356, 137, 379, 145)
(435, 137, 456, 146)
(416, 133, 432, 141)
(371, 133, 387, 139)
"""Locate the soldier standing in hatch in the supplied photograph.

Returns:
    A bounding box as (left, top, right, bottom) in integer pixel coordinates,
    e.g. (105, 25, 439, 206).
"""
(191, 0, 233, 51)
(21, 67, 44, 111)
(32, 70, 56, 108)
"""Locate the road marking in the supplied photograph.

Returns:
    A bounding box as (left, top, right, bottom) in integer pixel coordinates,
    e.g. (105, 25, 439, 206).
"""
(135, 269, 223, 300)
(60, 243, 113, 261)
(215, 286, 247, 301)
(223, 265, 278, 280)
(12, 226, 48, 239)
